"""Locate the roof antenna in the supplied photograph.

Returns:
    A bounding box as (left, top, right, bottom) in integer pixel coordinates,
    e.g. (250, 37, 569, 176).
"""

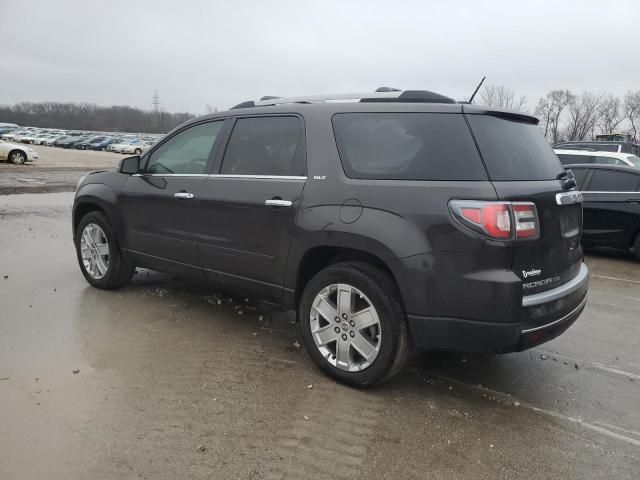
(468, 76, 486, 104)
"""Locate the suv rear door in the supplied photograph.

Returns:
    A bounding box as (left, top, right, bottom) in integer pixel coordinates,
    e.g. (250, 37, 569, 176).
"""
(466, 112, 583, 294)
(196, 115, 306, 300)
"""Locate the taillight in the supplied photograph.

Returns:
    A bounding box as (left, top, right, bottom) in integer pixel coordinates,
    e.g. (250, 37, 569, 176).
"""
(449, 200, 539, 241)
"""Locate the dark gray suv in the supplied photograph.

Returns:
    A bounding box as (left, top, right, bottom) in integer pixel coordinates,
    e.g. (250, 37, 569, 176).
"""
(72, 90, 589, 386)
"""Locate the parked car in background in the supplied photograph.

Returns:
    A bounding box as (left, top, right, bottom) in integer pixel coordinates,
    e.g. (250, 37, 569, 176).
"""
(565, 163, 640, 259)
(72, 89, 589, 386)
(60, 136, 90, 149)
(121, 140, 155, 155)
(46, 135, 67, 146)
(0, 139, 39, 164)
(74, 136, 108, 150)
(555, 141, 640, 156)
(107, 139, 137, 153)
(89, 137, 122, 151)
(555, 149, 640, 168)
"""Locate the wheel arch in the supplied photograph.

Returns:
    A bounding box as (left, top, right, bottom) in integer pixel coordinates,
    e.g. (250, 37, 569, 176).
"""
(72, 184, 121, 242)
(289, 244, 401, 310)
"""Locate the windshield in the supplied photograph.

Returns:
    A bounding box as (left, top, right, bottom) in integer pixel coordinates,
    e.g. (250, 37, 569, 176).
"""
(627, 155, 640, 168)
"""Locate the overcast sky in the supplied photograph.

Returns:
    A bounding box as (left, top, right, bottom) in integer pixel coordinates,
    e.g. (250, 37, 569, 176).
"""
(1, 0, 638, 114)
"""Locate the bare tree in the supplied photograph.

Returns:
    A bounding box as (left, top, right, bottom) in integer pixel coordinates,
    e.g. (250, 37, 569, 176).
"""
(562, 92, 605, 141)
(205, 104, 218, 114)
(0, 102, 195, 133)
(597, 94, 623, 135)
(623, 91, 640, 142)
(534, 90, 573, 143)
(479, 84, 527, 111)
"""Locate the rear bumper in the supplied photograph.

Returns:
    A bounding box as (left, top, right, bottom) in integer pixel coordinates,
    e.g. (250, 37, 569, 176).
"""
(408, 263, 589, 353)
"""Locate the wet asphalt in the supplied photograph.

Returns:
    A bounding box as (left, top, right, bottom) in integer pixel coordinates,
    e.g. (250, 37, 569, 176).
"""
(0, 192, 639, 479)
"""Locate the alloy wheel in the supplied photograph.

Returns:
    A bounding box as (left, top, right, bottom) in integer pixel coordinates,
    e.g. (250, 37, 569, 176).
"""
(309, 283, 382, 372)
(80, 223, 110, 279)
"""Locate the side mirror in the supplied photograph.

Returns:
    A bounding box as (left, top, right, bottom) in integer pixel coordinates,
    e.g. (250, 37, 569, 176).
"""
(119, 155, 140, 174)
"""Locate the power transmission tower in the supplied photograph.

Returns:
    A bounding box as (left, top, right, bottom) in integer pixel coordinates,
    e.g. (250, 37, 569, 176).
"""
(152, 90, 160, 114)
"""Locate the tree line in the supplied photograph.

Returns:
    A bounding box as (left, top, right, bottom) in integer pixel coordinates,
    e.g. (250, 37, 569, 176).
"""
(479, 85, 640, 144)
(0, 102, 195, 134)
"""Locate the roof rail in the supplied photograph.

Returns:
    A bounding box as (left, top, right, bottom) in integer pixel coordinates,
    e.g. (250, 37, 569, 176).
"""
(231, 90, 456, 109)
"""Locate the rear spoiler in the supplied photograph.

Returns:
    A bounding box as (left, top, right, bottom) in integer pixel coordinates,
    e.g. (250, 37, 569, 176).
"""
(462, 104, 539, 125)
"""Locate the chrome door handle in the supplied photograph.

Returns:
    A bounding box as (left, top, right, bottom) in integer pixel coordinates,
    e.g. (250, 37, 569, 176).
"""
(265, 199, 292, 207)
(174, 192, 194, 199)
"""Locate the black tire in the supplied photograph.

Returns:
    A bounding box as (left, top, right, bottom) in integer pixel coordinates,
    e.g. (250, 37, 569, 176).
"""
(75, 211, 135, 289)
(134, 148, 142, 155)
(299, 261, 409, 387)
(9, 150, 26, 165)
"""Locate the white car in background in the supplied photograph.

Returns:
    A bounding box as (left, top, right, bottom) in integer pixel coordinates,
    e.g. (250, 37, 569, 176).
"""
(0, 140, 39, 164)
(554, 149, 640, 168)
(108, 139, 137, 153)
(32, 134, 52, 145)
(121, 140, 155, 155)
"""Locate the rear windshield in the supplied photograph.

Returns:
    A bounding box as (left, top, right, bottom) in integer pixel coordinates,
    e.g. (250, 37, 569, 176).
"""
(467, 115, 564, 181)
(332, 113, 487, 181)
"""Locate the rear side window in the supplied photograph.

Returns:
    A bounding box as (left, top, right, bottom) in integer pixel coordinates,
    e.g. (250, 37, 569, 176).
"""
(556, 153, 592, 165)
(467, 115, 564, 181)
(586, 170, 640, 192)
(221, 116, 304, 176)
(332, 113, 487, 180)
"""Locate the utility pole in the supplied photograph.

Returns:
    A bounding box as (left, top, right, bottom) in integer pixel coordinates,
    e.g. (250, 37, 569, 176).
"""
(152, 90, 160, 114)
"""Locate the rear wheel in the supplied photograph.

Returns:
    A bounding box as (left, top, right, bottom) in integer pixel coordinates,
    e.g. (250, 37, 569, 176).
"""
(9, 150, 26, 165)
(299, 262, 409, 387)
(75, 211, 135, 289)
(134, 148, 142, 155)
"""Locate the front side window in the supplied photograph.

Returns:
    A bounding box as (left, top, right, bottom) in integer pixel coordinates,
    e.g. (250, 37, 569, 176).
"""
(144, 121, 223, 174)
(332, 113, 486, 180)
(587, 170, 640, 192)
(220, 116, 304, 176)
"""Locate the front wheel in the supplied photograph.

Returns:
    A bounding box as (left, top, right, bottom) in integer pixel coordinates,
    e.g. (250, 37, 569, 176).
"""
(299, 262, 409, 387)
(75, 211, 135, 289)
(134, 148, 142, 155)
(9, 150, 26, 165)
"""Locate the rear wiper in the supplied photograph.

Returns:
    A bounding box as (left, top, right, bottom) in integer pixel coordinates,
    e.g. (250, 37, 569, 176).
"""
(557, 170, 577, 191)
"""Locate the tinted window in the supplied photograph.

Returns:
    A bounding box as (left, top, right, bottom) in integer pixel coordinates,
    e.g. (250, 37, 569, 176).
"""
(567, 167, 589, 188)
(145, 121, 223, 174)
(332, 113, 486, 180)
(557, 153, 592, 165)
(221, 116, 303, 176)
(587, 170, 640, 192)
(467, 115, 564, 181)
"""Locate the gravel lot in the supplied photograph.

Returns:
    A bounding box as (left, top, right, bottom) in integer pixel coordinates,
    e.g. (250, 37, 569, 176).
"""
(0, 145, 122, 194)
(0, 192, 639, 479)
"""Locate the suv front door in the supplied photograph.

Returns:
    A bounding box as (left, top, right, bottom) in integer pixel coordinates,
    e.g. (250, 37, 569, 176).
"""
(120, 120, 225, 274)
(196, 115, 306, 300)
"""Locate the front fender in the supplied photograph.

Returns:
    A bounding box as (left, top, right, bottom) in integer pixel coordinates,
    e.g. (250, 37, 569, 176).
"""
(73, 182, 122, 240)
